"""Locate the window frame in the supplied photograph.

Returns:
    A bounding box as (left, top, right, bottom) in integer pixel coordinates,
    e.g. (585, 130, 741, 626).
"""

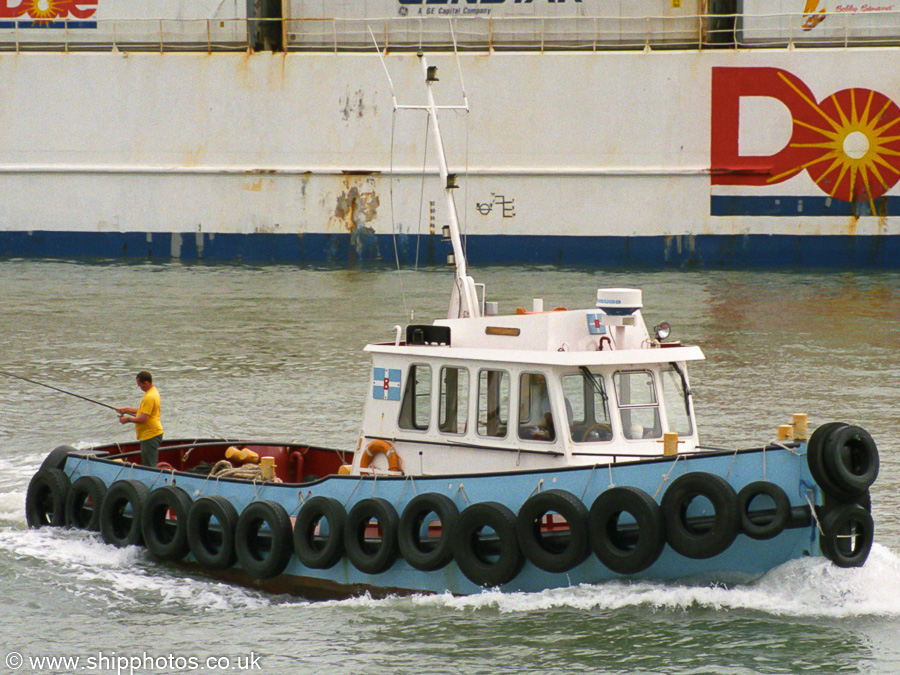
(476, 367, 510, 439)
(398, 363, 433, 432)
(438, 365, 470, 436)
(562, 368, 613, 444)
(613, 368, 663, 441)
(660, 365, 693, 437)
(517, 371, 556, 443)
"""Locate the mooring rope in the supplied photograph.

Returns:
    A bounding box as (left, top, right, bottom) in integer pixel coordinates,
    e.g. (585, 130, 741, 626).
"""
(209, 460, 282, 483)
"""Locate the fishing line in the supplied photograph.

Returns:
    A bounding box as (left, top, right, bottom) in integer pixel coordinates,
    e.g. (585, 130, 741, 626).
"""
(0, 369, 118, 412)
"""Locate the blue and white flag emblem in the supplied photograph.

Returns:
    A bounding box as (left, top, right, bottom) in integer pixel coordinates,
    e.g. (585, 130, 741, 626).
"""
(586, 313, 606, 335)
(373, 368, 402, 401)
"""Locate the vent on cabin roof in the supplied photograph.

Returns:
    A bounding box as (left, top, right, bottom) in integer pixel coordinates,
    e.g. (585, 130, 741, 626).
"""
(406, 324, 451, 346)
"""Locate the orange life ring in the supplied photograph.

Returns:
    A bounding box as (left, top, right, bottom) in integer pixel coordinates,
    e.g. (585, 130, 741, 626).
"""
(359, 440, 403, 473)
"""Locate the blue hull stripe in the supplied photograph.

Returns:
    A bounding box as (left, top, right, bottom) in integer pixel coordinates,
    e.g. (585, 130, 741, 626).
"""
(710, 195, 900, 217)
(1, 230, 898, 268)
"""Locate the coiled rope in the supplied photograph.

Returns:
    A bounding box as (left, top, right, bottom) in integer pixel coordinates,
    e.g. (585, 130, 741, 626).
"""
(209, 460, 282, 483)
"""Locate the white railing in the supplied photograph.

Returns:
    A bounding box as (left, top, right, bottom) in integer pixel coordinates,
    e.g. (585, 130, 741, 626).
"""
(0, 13, 899, 53)
(0, 18, 257, 53)
(285, 13, 900, 51)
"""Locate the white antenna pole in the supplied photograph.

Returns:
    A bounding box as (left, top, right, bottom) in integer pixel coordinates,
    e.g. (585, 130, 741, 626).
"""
(419, 54, 480, 319)
(370, 26, 481, 319)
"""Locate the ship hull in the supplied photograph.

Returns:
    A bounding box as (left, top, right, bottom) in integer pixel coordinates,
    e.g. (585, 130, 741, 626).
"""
(25, 437, 874, 597)
(2, 49, 899, 267)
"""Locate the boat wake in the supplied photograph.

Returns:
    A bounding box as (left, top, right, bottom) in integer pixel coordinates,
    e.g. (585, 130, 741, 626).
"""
(1, 513, 898, 617)
(0, 527, 272, 612)
(335, 544, 900, 618)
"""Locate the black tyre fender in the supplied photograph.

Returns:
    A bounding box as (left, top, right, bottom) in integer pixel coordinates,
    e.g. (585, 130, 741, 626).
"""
(661, 472, 739, 559)
(65, 475, 107, 531)
(187, 496, 239, 571)
(398, 493, 460, 572)
(806, 422, 855, 501)
(25, 468, 71, 528)
(344, 498, 400, 575)
(99, 480, 150, 547)
(589, 486, 665, 574)
(737, 481, 791, 540)
(293, 496, 347, 570)
(235, 500, 293, 579)
(515, 489, 590, 573)
(451, 502, 523, 587)
(141, 485, 193, 561)
(819, 503, 874, 568)
(821, 425, 879, 498)
(40, 445, 75, 472)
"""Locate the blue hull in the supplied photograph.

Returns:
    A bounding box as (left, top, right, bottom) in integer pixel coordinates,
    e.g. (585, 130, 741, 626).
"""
(56, 442, 826, 596)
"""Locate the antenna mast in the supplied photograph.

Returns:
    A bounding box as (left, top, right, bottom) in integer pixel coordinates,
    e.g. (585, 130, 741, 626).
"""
(372, 27, 481, 319)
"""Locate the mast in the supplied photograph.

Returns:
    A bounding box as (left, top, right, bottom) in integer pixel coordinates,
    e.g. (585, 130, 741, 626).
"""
(419, 55, 481, 320)
(371, 28, 481, 320)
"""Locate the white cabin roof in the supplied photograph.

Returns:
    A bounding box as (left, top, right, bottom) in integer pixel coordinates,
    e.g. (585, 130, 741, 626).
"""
(365, 299, 704, 367)
(365, 343, 704, 367)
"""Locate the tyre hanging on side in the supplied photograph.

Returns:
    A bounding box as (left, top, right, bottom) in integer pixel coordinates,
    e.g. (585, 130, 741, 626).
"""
(451, 502, 523, 587)
(344, 498, 400, 575)
(661, 472, 739, 559)
(819, 503, 874, 568)
(234, 500, 294, 579)
(65, 475, 107, 531)
(515, 489, 590, 573)
(398, 493, 459, 572)
(293, 496, 347, 570)
(737, 481, 790, 540)
(589, 486, 665, 574)
(99, 480, 150, 547)
(806, 422, 854, 501)
(25, 468, 71, 528)
(186, 495, 239, 571)
(40, 445, 75, 472)
(820, 425, 879, 498)
(141, 485, 193, 561)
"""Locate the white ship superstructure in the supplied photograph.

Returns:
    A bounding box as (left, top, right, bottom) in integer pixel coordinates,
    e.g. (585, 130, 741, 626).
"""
(1, 1, 898, 267)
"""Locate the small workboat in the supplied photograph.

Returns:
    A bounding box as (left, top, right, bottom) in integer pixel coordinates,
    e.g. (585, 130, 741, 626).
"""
(24, 54, 879, 598)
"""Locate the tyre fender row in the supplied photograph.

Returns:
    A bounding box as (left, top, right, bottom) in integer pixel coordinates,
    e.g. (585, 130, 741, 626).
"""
(803, 422, 878, 568)
(29, 465, 868, 584)
(807, 423, 879, 502)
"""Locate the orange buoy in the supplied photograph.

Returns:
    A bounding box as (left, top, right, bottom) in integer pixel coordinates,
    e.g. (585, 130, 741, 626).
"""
(359, 440, 402, 473)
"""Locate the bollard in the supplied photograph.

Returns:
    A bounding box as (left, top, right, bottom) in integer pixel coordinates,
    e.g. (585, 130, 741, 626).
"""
(792, 413, 808, 441)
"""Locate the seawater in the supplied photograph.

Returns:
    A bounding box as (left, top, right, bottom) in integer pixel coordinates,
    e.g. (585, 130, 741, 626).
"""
(0, 260, 898, 675)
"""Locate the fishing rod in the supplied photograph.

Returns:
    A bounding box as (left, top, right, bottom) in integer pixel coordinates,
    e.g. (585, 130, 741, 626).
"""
(0, 369, 119, 412)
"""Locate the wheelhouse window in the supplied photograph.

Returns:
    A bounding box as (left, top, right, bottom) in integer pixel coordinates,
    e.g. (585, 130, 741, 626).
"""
(518, 373, 555, 442)
(439, 366, 469, 435)
(661, 366, 693, 436)
(399, 364, 432, 431)
(614, 370, 661, 440)
(562, 369, 612, 443)
(477, 369, 509, 438)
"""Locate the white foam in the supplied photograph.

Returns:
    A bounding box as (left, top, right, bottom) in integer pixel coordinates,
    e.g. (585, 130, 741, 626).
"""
(0, 456, 42, 524)
(334, 544, 900, 618)
(0, 527, 271, 612)
(5, 520, 898, 618)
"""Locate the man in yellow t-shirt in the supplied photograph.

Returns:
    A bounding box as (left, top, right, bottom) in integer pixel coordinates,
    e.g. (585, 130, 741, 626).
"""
(116, 370, 164, 466)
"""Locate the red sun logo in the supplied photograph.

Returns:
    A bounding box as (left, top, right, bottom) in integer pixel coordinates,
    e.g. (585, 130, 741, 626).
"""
(711, 67, 900, 213)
